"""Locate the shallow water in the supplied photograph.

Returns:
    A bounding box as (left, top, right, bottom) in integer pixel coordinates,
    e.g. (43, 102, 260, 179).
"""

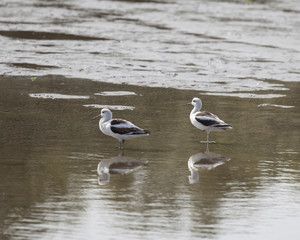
(0, 0, 300, 239)
(0, 76, 299, 240)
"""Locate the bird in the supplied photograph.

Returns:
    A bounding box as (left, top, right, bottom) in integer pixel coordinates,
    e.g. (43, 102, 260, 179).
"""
(93, 108, 149, 150)
(188, 97, 232, 146)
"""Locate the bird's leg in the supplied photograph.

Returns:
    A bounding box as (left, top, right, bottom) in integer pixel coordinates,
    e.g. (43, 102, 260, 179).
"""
(119, 140, 125, 150)
(200, 131, 209, 144)
(206, 139, 210, 152)
(207, 131, 210, 143)
(205, 131, 215, 144)
(201, 131, 214, 145)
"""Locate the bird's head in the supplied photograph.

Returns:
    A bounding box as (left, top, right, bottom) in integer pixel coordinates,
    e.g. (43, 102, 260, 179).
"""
(191, 97, 202, 107)
(100, 108, 112, 120)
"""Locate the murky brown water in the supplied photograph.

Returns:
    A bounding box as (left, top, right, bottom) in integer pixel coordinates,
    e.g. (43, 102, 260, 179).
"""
(0, 75, 299, 240)
(1, 0, 300, 239)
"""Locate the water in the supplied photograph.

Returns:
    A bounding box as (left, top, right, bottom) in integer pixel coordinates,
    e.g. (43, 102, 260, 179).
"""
(1, 0, 300, 239)
(1, 76, 299, 239)
(1, 0, 300, 92)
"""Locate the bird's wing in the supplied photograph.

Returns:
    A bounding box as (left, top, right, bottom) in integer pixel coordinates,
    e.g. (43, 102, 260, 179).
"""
(195, 112, 224, 127)
(110, 119, 148, 135)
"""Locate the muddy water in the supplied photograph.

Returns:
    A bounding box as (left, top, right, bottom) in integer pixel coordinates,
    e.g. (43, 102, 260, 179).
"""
(1, 0, 300, 239)
(0, 76, 299, 240)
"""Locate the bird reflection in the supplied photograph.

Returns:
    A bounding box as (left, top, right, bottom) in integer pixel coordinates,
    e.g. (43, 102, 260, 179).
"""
(97, 153, 147, 185)
(188, 151, 231, 184)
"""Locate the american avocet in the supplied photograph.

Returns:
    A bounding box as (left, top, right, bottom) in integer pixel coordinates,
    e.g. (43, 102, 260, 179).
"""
(188, 97, 232, 145)
(93, 108, 149, 150)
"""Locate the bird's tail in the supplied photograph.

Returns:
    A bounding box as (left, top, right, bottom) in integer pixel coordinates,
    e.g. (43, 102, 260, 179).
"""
(215, 124, 232, 130)
(144, 130, 150, 135)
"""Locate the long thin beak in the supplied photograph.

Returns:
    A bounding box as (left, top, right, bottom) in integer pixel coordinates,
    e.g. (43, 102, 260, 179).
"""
(178, 103, 192, 106)
(91, 114, 101, 120)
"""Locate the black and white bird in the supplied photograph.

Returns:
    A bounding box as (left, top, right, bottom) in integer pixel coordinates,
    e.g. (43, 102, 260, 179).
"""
(95, 108, 149, 150)
(188, 97, 232, 144)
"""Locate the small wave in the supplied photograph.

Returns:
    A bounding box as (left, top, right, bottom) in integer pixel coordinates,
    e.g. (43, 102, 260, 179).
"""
(83, 104, 135, 110)
(201, 92, 286, 99)
(0, 30, 109, 41)
(29, 93, 90, 99)
(94, 91, 137, 96)
(258, 103, 295, 108)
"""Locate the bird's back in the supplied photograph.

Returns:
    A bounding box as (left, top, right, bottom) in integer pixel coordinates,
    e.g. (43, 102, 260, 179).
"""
(191, 110, 231, 131)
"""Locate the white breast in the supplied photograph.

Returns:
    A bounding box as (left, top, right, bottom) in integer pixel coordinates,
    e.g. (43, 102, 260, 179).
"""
(100, 119, 113, 136)
(190, 112, 207, 131)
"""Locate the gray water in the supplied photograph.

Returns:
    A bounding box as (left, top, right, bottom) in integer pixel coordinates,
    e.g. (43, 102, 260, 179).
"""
(1, 0, 300, 92)
(0, 0, 300, 239)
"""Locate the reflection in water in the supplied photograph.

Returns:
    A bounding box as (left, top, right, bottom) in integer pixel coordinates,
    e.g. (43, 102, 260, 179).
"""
(97, 153, 147, 185)
(188, 151, 231, 184)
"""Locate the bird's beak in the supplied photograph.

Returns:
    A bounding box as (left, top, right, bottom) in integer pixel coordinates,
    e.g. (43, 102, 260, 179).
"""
(178, 103, 192, 106)
(91, 114, 101, 120)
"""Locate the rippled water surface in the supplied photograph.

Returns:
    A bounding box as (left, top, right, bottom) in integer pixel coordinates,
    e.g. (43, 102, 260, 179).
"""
(1, 0, 300, 239)
(1, 0, 300, 92)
